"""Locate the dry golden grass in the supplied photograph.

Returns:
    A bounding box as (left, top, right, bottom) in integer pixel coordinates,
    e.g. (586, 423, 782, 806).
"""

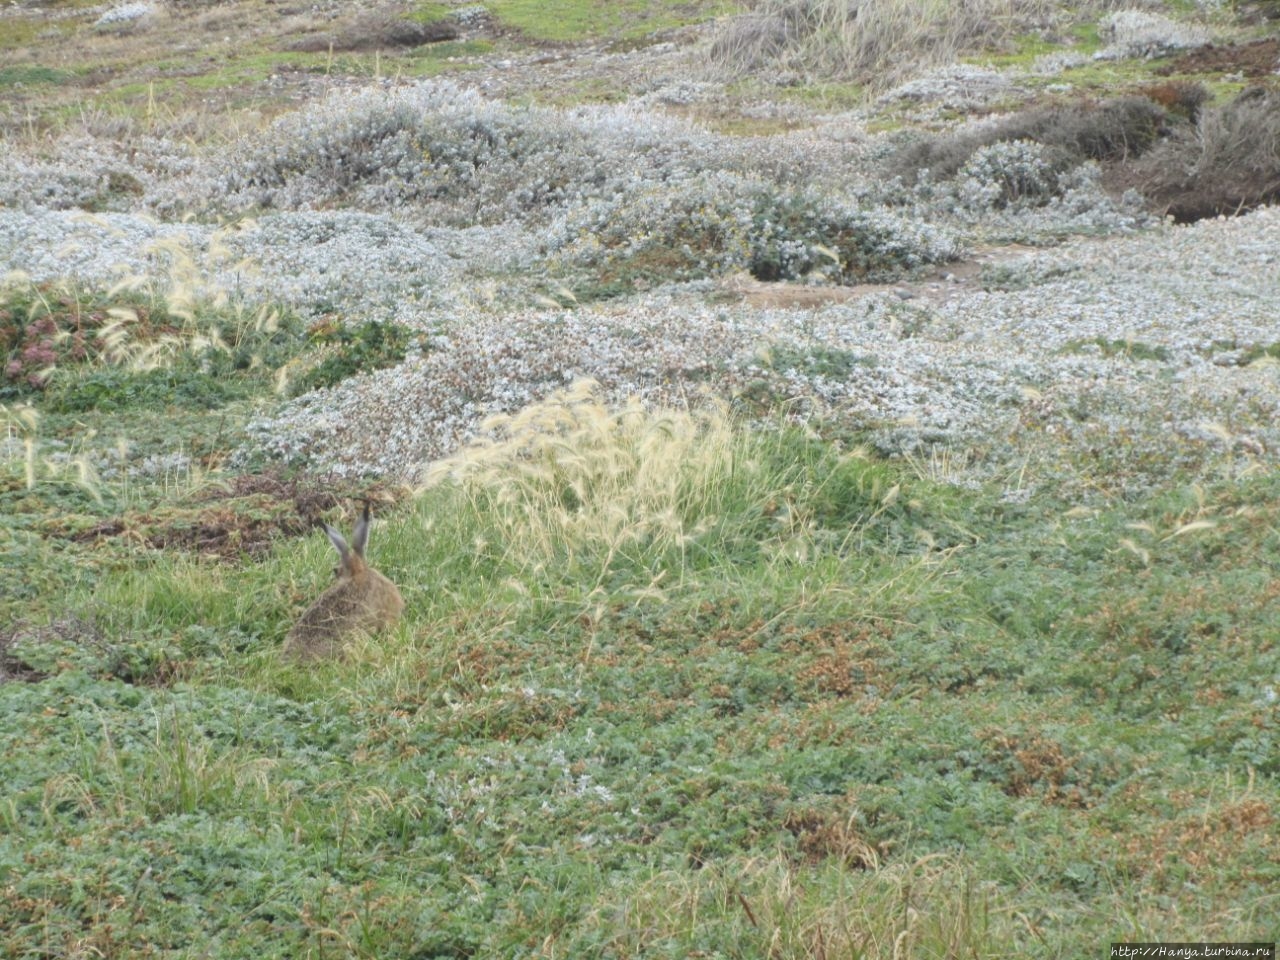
(710, 0, 1076, 90)
(421, 380, 750, 588)
(0, 399, 101, 500)
(587, 853, 1010, 958)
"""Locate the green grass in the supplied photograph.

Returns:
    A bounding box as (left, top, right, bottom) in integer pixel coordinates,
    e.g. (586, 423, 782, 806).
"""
(1059, 337, 1173, 362)
(3, 3, 1280, 951)
(404, 38, 494, 72)
(1045, 56, 1182, 97)
(1239, 342, 1280, 366)
(3, 363, 1279, 955)
(409, 1, 452, 23)
(1068, 19, 1102, 50)
(0, 19, 59, 51)
(0, 65, 72, 87)
(776, 79, 867, 110)
(487, 0, 735, 43)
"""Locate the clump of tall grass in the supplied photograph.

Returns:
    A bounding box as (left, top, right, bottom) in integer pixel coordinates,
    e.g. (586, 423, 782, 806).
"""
(0, 400, 101, 500)
(97, 228, 282, 372)
(710, 0, 1061, 90)
(422, 381, 762, 591)
(419, 380, 910, 599)
(578, 854, 1015, 959)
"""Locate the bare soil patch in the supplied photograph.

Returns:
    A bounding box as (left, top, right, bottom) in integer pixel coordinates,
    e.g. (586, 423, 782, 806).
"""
(287, 11, 459, 54)
(1156, 38, 1280, 79)
(68, 471, 403, 560)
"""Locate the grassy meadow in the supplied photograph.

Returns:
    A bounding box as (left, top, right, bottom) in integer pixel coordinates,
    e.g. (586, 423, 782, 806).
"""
(7, 372, 1278, 957)
(2, 0, 1280, 957)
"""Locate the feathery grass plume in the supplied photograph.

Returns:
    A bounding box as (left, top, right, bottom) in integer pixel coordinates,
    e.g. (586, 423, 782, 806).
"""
(0, 400, 102, 501)
(421, 380, 746, 589)
(91, 224, 278, 373)
(419, 380, 923, 604)
(1, 401, 41, 490)
(4, 225, 274, 385)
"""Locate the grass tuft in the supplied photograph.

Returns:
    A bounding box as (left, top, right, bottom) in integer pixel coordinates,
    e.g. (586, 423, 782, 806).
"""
(710, 0, 1063, 91)
(419, 381, 932, 611)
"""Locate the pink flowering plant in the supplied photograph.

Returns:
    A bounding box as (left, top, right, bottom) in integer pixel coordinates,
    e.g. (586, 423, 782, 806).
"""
(0, 282, 174, 397)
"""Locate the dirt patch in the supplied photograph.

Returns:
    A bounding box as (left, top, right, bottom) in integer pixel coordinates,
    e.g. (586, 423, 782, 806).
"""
(287, 11, 459, 53)
(70, 471, 405, 560)
(1156, 38, 1280, 79)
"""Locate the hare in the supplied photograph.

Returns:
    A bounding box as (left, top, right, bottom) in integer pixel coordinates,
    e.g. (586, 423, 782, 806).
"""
(284, 503, 404, 661)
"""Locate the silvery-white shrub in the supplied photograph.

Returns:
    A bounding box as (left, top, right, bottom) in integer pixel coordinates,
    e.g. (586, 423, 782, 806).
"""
(95, 3, 153, 27)
(1095, 10, 1210, 60)
(957, 140, 1058, 211)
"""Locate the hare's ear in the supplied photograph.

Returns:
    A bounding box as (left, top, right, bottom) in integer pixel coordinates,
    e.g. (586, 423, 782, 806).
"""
(351, 503, 372, 557)
(323, 523, 352, 566)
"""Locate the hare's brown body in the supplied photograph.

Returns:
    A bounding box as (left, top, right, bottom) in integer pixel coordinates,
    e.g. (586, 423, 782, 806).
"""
(284, 505, 404, 661)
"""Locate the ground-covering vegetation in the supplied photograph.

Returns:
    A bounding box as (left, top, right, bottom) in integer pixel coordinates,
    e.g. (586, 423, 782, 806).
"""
(893, 84, 1280, 222)
(2, 0, 1279, 956)
(3, 369, 1278, 956)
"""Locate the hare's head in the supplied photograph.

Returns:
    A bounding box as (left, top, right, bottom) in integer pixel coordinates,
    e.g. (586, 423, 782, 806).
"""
(284, 503, 404, 661)
(322, 506, 373, 582)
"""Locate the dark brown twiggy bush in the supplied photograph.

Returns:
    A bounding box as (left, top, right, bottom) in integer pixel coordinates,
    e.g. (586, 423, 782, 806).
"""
(1113, 87, 1280, 222)
(890, 96, 1172, 183)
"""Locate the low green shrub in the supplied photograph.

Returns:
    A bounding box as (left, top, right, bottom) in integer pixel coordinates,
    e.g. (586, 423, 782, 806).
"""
(287, 318, 415, 396)
(0, 65, 70, 87)
(43, 366, 244, 413)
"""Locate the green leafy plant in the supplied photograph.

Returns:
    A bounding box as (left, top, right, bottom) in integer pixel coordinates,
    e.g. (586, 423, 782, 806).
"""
(287, 318, 414, 396)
